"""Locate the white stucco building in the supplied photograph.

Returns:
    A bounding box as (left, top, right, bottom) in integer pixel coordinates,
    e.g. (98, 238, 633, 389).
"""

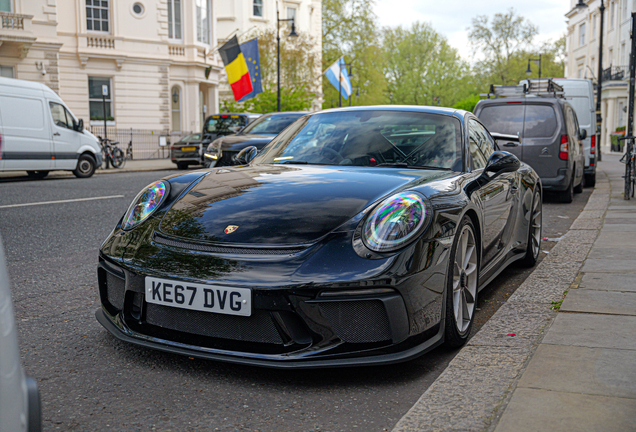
(565, 0, 633, 153)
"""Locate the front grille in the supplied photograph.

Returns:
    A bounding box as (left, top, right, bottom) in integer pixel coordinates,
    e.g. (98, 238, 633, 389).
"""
(106, 272, 126, 311)
(145, 303, 284, 344)
(319, 300, 391, 343)
(154, 233, 306, 255)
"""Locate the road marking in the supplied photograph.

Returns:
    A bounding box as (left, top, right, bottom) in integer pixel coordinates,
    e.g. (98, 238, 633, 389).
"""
(0, 195, 125, 209)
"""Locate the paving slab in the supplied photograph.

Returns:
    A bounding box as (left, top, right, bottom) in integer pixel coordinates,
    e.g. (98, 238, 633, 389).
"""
(581, 258, 636, 273)
(517, 344, 636, 399)
(542, 313, 636, 350)
(587, 246, 636, 260)
(579, 272, 636, 292)
(560, 289, 636, 315)
(592, 231, 636, 248)
(608, 205, 636, 210)
(598, 223, 636, 232)
(494, 388, 636, 432)
(604, 212, 636, 218)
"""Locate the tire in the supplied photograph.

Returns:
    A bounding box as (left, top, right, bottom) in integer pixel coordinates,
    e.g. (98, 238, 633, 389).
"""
(73, 154, 96, 178)
(625, 157, 633, 200)
(177, 162, 189, 170)
(584, 173, 596, 188)
(558, 176, 574, 203)
(26, 171, 49, 179)
(519, 189, 542, 268)
(110, 148, 125, 168)
(573, 173, 584, 194)
(443, 216, 479, 348)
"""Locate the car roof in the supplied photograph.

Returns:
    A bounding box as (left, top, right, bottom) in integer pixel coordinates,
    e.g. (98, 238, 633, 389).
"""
(319, 105, 461, 116)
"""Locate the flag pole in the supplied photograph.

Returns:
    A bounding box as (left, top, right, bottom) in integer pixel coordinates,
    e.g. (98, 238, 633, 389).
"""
(338, 60, 342, 107)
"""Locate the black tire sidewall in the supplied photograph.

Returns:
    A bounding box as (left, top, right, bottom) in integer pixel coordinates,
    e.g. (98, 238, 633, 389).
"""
(443, 216, 479, 347)
(73, 155, 96, 178)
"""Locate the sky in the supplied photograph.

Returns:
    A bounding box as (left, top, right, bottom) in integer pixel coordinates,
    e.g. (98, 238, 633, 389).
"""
(373, 0, 571, 61)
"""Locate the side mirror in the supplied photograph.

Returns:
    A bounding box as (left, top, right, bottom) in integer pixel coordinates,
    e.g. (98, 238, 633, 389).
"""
(233, 146, 258, 165)
(485, 151, 521, 174)
(75, 118, 84, 132)
(579, 129, 587, 140)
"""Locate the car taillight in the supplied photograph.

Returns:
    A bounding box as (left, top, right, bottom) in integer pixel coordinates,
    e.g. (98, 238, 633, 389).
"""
(559, 134, 569, 160)
(590, 134, 596, 155)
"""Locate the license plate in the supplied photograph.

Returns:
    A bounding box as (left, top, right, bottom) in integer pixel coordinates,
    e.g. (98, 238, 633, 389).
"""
(181, 146, 197, 151)
(145, 277, 251, 316)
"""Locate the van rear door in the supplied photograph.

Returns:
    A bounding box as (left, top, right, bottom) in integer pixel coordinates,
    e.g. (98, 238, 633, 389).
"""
(474, 102, 525, 160)
(48, 101, 80, 169)
(518, 103, 562, 179)
(0, 92, 52, 171)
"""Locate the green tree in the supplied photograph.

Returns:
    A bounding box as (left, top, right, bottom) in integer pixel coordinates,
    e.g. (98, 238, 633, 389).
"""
(322, 0, 387, 107)
(468, 8, 538, 85)
(383, 22, 471, 107)
(220, 28, 319, 112)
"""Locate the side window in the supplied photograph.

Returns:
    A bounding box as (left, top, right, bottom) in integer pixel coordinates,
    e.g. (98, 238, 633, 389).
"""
(50, 102, 72, 129)
(468, 120, 488, 170)
(473, 120, 495, 160)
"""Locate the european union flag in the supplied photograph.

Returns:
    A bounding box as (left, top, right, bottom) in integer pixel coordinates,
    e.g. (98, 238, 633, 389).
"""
(238, 38, 263, 102)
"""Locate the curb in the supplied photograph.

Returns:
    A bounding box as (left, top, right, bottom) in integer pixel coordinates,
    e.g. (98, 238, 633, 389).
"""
(391, 173, 610, 432)
(0, 162, 176, 180)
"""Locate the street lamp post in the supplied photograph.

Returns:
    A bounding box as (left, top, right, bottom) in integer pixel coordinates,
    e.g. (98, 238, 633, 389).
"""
(526, 55, 542, 80)
(576, 0, 603, 161)
(276, 3, 298, 112)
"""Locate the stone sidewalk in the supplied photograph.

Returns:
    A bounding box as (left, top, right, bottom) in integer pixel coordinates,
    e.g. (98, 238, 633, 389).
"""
(393, 154, 636, 432)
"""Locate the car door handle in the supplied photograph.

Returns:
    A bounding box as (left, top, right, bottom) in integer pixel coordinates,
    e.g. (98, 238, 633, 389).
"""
(503, 142, 518, 147)
(53, 132, 61, 136)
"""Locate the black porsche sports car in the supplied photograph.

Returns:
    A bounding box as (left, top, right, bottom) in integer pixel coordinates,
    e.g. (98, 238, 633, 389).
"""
(97, 106, 542, 368)
(203, 112, 306, 167)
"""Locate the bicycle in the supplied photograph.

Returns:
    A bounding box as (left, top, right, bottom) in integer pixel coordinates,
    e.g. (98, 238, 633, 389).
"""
(618, 135, 636, 200)
(98, 136, 126, 169)
(125, 139, 133, 160)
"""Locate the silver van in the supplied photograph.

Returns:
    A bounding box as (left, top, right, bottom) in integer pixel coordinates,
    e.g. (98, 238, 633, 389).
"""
(0, 77, 102, 179)
(475, 97, 585, 203)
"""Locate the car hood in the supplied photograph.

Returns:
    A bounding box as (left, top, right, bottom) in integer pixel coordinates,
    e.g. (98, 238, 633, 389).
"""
(218, 134, 275, 151)
(159, 164, 451, 245)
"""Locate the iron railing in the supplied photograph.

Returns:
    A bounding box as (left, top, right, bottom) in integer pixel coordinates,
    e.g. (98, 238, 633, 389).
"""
(602, 65, 628, 82)
(88, 126, 195, 160)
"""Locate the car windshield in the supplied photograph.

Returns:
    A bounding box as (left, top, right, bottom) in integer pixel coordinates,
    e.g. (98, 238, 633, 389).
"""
(179, 133, 201, 142)
(240, 114, 304, 135)
(204, 115, 245, 134)
(254, 110, 461, 169)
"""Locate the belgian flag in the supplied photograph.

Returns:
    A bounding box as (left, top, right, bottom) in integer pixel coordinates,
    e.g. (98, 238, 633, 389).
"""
(219, 35, 253, 101)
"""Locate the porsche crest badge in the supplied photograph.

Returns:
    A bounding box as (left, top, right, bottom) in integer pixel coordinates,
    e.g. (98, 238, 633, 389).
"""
(224, 225, 239, 234)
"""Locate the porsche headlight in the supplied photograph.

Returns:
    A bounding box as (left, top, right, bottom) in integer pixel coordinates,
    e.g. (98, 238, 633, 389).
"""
(362, 192, 428, 253)
(122, 180, 169, 230)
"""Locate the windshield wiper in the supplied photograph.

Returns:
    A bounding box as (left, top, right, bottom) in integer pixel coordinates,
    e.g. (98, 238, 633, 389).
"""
(376, 162, 451, 170)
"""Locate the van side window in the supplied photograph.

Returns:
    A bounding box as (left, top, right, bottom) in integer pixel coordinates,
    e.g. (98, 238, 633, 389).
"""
(49, 102, 73, 130)
(468, 119, 488, 170)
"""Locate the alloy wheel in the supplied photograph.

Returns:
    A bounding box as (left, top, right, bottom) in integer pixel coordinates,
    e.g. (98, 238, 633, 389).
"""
(452, 225, 477, 334)
(530, 192, 542, 259)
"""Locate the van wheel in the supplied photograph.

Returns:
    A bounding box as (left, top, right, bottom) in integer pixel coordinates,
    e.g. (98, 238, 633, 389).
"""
(558, 176, 574, 203)
(573, 173, 584, 194)
(585, 173, 596, 187)
(26, 171, 49, 179)
(73, 154, 96, 178)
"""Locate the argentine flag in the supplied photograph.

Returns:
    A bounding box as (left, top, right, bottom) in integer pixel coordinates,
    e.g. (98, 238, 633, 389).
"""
(324, 57, 352, 100)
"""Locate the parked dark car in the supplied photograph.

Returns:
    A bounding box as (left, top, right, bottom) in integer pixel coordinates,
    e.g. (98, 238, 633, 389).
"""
(96, 106, 542, 368)
(204, 112, 306, 167)
(474, 97, 585, 203)
(170, 133, 203, 170)
(202, 113, 261, 145)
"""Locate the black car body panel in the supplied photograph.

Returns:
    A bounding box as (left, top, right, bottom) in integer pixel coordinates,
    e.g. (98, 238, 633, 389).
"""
(97, 106, 541, 368)
(170, 133, 203, 166)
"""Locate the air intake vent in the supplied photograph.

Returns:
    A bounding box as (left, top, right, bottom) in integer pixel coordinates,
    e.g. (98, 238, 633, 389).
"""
(106, 272, 125, 311)
(153, 233, 306, 255)
(319, 300, 392, 343)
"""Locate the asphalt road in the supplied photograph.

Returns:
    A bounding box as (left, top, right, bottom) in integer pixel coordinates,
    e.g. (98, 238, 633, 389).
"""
(0, 170, 592, 432)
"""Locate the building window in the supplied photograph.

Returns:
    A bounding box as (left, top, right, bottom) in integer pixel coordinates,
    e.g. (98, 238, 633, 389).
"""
(621, 42, 626, 65)
(171, 86, 181, 132)
(0, 0, 11, 12)
(88, 77, 114, 122)
(619, 101, 625, 127)
(578, 67, 583, 78)
(609, 48, 614, 65)
(593, 14, 597, 37)
(611, 2, 615, 29)
(86, 0, 110, 33)
(287, 7, 297, 21)
(196, 0, 211, 44)
(167, 0, 182, 39)
(591, 57, 596, 73)
(579, 23, 586, 46)
(623, 0, 628, 19)
(253, 0, 263, 17)
(0, 65, 14, 78)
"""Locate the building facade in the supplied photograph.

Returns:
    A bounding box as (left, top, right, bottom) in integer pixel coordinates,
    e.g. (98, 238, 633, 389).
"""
(0, 0, 223, 136)
(216, 0, 322, 110)
(565, 0, 633, 153)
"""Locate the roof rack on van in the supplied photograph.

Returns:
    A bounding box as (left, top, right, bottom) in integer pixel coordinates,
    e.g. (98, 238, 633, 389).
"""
(480, 78, 564, 99)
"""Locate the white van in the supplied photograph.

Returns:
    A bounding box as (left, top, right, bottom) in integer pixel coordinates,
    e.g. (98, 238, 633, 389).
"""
(521, 78, 596, 186)
(0, 77, 101, 179)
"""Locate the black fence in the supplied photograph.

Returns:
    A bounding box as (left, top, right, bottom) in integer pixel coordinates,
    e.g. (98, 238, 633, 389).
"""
(88, 126, 195, 160)
(602, 65, 628, 82)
